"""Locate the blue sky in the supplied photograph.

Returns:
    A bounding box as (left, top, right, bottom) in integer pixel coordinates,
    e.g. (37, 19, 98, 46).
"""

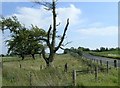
(1, 1, 118, 54)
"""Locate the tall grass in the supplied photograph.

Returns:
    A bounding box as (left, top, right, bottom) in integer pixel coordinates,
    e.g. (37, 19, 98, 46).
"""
(2, 54, 119, 86)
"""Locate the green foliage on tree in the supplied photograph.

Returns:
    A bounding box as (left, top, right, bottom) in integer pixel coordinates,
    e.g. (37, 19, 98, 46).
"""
(0, 16, 21, 33)
(1, 16, 46, 60)
(78, 47, 90, 51)
(64, 47, 82, 56)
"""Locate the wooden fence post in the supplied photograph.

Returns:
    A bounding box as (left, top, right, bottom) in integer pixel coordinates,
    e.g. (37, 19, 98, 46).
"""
(107, 61, 109, 73)
(73, 70, 76, 86)
(114, 60, 117, 68)
(100, 60, 102, 66)
(29, 72, 32, 86)
(64, 63, 68, 72)
(95, 66, 98, 80)
(19, 64, 21, 68)
(92, 59, 93, 61)
(97, 59, 98, 64)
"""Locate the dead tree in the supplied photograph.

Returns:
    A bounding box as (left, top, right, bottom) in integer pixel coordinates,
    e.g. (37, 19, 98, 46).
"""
(34, 0, 69, 67)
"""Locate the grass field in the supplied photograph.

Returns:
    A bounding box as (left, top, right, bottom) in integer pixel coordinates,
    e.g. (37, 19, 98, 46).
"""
(2, 54, 119, 86)
(88, 50, 120, 59)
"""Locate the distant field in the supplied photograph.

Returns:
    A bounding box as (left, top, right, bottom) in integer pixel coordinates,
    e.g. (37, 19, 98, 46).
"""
(2, 54, 119, 86)
(89, 50, 120, 60)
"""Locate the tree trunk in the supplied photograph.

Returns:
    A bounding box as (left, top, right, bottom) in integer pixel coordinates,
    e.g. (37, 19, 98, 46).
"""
(46, 60, 53, 67)
(39, 53, 41, 58)
(46, 53, 54, 67)
(31, 54, 35, 60)
(45, 0, 56, 67)
(21, 54, 24, 60)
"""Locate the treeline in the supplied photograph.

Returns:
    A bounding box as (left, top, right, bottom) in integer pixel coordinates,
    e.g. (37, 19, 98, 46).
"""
(0, 54, 5, 57)
(92, 47, 120, 52)
(64, 47, 120, 54)
(64, 47, 82, 56)
(1, 47, 119, 57)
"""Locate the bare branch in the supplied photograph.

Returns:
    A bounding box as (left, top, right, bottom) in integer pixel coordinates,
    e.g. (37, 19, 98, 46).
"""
(47, 25, 52, 49)
(36, 37, 48, 42)
(55, 18, 69, 52)
(60, 46, 65, 50)
(60, 41, 72, 50)
(47, 25, 52, 43)
(61, 41, 72, 47)
(56, 22, 60, 26)
(35, 37, 51, 50)
(34, 0, 53, 10)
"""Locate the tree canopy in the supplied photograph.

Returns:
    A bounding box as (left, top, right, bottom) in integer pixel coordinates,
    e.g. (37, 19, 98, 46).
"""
(1, 16, 47, 60)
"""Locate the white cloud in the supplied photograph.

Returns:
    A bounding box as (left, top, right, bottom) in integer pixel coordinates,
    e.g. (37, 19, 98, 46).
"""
(12, 6, 52, 29)
(77, 26, 118, 37)
(8, 4, 82, 31)
(57, 4, 82, 25)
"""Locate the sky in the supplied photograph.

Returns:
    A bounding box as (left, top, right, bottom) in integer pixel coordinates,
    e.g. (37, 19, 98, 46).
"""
(0, 1, 118, 54)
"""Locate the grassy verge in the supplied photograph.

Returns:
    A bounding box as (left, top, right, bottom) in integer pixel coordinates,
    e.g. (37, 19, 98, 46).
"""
(88, 51, 120, 60)
(2, 54, 119, 86)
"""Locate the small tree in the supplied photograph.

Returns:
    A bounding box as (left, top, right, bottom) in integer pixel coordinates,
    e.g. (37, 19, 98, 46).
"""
(1, 16, 46, 60)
